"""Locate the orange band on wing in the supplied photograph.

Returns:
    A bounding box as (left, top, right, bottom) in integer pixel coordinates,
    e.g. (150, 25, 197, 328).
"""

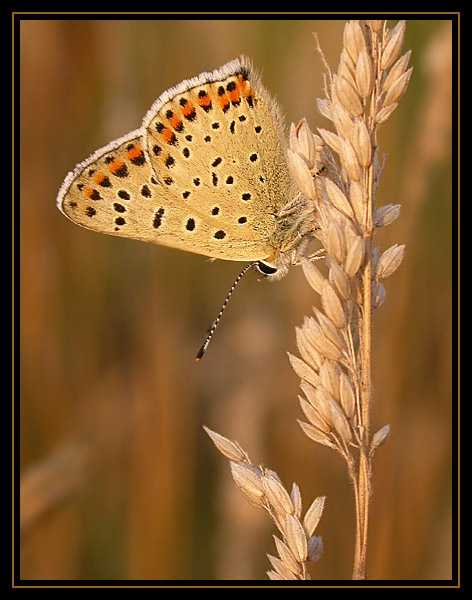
(83, 185, 94, 198)
(106, 157, 124, 173)
(125, 143, 143, 160)
(93, 171, 107, 185)
(167, 113, 182, 131)
(160, 126, 175, 143)
(180, 99, 195, 117)
(197, 91, 211, 107)
(227, 81, 240, 104)
(217, 91, 229, 110)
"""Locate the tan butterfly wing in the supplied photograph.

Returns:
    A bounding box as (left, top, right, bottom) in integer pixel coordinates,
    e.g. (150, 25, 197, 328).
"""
(57, 131, 174, 242)
(57, 57, 291, 262)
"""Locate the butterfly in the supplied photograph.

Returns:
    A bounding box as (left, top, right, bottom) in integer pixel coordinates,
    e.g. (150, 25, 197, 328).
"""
(57, 56, 316, 358)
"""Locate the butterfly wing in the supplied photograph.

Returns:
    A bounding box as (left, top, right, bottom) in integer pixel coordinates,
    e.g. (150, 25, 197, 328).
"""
(57, 58, 291, 262)
(142, 57, 292, 262)
(57, 131, 169, 242)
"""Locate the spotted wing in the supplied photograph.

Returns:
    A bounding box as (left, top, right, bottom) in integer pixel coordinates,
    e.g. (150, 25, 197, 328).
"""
(57, 129, 234, 253)
(142, 57, 292, 262)
(57, 58, 291, 263)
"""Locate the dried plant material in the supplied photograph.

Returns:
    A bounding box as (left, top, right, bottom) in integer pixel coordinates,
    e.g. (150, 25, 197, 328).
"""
(325, 220, 347, 264)
(329, 397, 353, 444)
(318, 127, 341, 154)
(301, 380, 333, 425)
(204, 427, 325, 580)
(229, 461, 265, 508)
(349, 180, 366, 223)
(289, 20, 412, 580)
(319, 360, 342, 400)
(327, 258, 351, 301)
(290, 482, 303, 518)
(344, 236, 365, 278)
(383, 67, 413, 107)
(266, 569, 283, 580)
(343, 20, 366, 64)
(370, 424, 391, 455)
(205, 20, 411, 582)
(351, 119, 372, 168)
(376, 102, 399, 125)
(336, 75, 364, 116)
(314, 307, 347, 352)
(383, 50, 412, 93)
(381, 20, 406, 69)
(307, 535, 324, 563)
(262, 474, 295, 518)
(288, 352, 320, 387)
(267, 554, 298, 580)
(316, 98, 332, 121)
(372, 281, 386, 309)
(300, 256, 325, 295)
(202, 426, 247, 462)
(273, 535, 302, 575)
(298, 419, 337, 449)
(339, 372, 356, 420)
(367, 19, 383, 33)
(324, 178, 355, 218)
(295, 325, 323, 370)
(355, 49, 373, 99)
(299, 395, 332, 435)
(285, 514, 308, 563)
(287, 148, 317, 201)
(374, 204, 402, 227)
(290, 119, 318, 169)
(303, 317, 343, 362)
(376, 244, 406, 279)
(321, 280, 346, 329)
(339, 137, 361, 180)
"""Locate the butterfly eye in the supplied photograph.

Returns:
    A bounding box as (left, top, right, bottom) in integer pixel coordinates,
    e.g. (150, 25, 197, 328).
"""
(257, 261, 278, 276)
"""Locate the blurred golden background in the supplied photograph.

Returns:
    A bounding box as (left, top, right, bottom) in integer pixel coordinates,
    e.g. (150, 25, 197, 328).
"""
(19, 18, 453, 582)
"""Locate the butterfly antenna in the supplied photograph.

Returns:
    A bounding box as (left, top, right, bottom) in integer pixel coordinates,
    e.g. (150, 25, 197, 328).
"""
(195, 262, 257, 362)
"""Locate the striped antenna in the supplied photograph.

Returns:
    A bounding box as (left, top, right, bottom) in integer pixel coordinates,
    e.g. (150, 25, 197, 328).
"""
(195, 262, 257, 362)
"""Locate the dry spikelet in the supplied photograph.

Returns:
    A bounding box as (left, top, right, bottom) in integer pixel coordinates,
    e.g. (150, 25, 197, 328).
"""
(307, 535, 324, 563)
(229, 461, 266, 508)
(204, 427, 325, 580)
(380, 20, 406, 70)
(324, 178, 355, 218)
(273, 535, 302, 576)
(285, 514, 308, 563)
(290, 482, 303, 518)
(382, 50, 412, 93)
(298, 419, 337, 449)
(288, 352, 320, 387)
(299, 394, 332, 435)
(202, 426, 247, 462)
(355, 49, 374, 99)
(327, 257, 351, 301)
(300, 256, 325, 295)
(374, 203, 402, 227)
(370, 424, 391, 455)
(376, 244, 406, 279)
(303, 496, 326, 537)
(383, 67, 413, 107)
(372, 281, 386, 309)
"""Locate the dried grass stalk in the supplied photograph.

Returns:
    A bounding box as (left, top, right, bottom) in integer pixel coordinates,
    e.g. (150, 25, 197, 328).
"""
(203, 20, 411, 581)
(204, 427, 325, 580)
(288, 19, 411, 580)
